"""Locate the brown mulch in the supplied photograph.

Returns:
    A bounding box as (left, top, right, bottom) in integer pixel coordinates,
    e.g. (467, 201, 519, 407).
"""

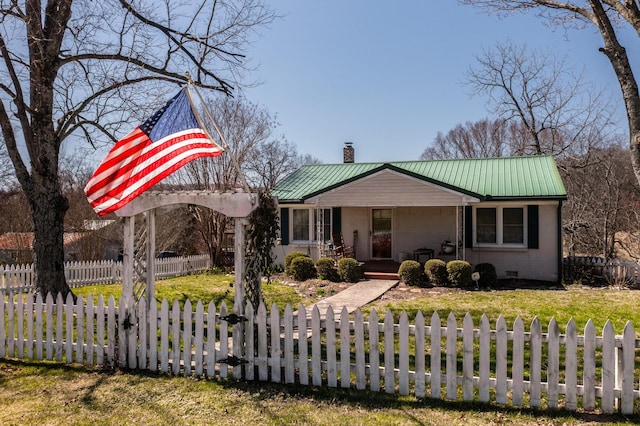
(277, 275, 465, 304)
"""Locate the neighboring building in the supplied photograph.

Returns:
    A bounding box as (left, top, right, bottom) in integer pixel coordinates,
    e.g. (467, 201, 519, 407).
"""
(0, 225, 122, 264)
(272, 150, 567, 283)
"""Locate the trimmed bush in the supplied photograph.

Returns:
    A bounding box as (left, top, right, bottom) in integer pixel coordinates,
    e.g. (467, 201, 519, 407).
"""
(446, 260, 472, 288)
(289, 256, 317, 281)
(424, 259, 447, 285)
(398, 260, 423, 286)
(285, 251, 308, 276)
(316, 257, 339, 282)
(473, 263, 498, 289)
(338, 258, 362, 283)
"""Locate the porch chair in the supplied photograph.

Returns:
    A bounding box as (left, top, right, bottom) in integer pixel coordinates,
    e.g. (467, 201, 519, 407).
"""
(331, 232, 355, 260)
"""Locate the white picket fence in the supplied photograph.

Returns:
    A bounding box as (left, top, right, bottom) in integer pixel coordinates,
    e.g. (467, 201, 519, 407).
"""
(0, 255, 211, 293)
(2, 292, 640, 414)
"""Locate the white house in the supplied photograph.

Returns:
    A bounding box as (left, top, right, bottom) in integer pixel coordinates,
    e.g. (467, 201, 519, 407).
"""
(272, 148, 567, 283)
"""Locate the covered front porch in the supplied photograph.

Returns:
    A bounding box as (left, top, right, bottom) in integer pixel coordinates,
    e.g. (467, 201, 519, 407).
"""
(304, 167, 478, 264)
(306, 205, 469, 267)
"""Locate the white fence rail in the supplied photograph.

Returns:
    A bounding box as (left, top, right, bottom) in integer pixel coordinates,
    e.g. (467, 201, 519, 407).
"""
(2, 293, 640, 414)
(0, 255, 211, 293)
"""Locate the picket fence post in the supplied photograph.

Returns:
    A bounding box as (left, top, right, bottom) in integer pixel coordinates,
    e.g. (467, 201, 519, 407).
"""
(326, 306, 336, 387)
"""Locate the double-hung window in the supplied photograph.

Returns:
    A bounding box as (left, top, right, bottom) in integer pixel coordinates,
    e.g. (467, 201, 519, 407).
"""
(474, 206, 525, 247)
(292, 209, 310, 241)
(291, 208, 332, 243)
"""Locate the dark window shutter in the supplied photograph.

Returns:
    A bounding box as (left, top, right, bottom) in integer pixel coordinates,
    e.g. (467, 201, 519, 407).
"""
(332, 207, 341, 234)
(464, 206, 473, 248)
(528, 205, 539, 249)
(280, 208, 289, 245)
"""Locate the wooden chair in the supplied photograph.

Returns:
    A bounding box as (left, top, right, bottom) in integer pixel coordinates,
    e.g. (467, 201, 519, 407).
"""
(332, 232, 355, 259)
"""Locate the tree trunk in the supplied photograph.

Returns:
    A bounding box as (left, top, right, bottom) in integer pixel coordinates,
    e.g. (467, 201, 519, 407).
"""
(25, 177, 71, 299)
(587, 0, 640, 186)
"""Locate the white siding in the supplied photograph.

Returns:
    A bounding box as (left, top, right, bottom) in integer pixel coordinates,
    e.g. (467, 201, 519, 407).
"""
(466, 204, 559, 282)
(306, 169, 477, 206)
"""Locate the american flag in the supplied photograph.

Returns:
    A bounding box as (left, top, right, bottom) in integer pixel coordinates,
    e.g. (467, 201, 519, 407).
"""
(84, 88, 223, 216)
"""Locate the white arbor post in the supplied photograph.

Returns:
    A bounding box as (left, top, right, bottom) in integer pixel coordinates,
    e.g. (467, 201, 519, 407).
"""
(122, 216, 135, 300)
(145, 209, 156, 308)
(234, 217, 247, 315)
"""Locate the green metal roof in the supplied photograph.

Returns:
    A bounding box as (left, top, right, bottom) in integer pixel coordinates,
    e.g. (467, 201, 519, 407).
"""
(273, 155, 567, 203)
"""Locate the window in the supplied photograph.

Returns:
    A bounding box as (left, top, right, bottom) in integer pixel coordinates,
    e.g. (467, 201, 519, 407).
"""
(476, 208, 496, 244)
(291, 208, 332, 242)
(503, 208, 524, 244)
(292, 209, 310, 241)
(474, 206, 525, 247)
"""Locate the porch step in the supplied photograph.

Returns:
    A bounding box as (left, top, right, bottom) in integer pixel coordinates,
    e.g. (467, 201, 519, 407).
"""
(364, 271, 398, 280)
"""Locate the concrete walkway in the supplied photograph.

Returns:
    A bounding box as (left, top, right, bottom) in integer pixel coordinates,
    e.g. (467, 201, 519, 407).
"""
(309, 279, 398, 316)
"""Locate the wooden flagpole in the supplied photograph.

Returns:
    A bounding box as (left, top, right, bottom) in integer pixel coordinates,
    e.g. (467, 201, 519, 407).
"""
(183, 75, 252, 194)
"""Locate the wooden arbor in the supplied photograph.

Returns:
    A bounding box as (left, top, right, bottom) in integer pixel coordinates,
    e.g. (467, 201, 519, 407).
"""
(114, 189, 258, 314)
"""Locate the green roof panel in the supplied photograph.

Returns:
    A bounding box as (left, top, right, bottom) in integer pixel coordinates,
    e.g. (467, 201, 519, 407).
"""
(273, 155, 567, 203)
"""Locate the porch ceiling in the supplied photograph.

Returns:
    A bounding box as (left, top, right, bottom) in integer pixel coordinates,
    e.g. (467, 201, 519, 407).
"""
(305, 169, 479, 207)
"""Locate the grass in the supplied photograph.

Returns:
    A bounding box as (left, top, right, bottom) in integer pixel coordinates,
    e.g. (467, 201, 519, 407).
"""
(1, 358, 638, 425)
(366, 284, 640, 334)
(72, 271, 311, 311)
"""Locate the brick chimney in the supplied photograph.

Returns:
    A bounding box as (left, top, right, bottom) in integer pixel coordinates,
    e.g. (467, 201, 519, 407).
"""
(343, 142, 354, 163)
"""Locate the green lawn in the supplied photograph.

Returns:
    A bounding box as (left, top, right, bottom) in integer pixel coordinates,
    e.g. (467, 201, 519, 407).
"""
(72, 271, 310, 311)
(1, 358, 637, 425)
(74, 274, 640, 334)
(365, 284, 640, 334)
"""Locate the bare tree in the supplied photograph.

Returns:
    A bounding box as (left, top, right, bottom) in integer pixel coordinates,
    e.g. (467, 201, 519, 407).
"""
(170, 95, 305, 267)
(0, 142, 13, 189)
(465, 41, 616, 159)
(560, 145, 640, 259)
(460, 1, 640, 187)
(0, 1, 275, 298)
(420, 118, 512, 159)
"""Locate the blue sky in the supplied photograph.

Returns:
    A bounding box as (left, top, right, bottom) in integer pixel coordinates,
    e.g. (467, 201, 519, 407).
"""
(243, 1, 626, 164)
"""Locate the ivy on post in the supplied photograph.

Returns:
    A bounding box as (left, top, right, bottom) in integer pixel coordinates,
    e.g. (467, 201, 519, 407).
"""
(244, 191, 280, 313)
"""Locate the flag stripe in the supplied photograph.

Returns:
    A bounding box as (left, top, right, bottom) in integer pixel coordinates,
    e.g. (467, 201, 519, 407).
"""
(85, 129, 150, 200)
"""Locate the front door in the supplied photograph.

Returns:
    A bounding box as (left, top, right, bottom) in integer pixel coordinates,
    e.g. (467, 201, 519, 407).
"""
(371, 208, 392, 258)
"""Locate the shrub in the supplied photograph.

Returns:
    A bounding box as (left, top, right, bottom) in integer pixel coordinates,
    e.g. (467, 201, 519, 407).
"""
(398, 260, 423, 286)
(289, 256, 317, 281)
(446, 260, 472, 288)
(473, 263, 497, 289)
(316, 257, 339, 282)
(285, 251, 308, 275)
(424, 259, 447, 285)
(338, 258, 362, 283)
